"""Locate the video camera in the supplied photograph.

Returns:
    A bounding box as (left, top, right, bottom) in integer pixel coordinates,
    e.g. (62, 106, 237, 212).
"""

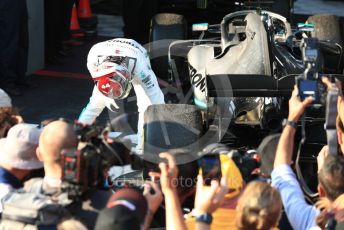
(60, 123, 130, 200)
(296, 37, 326, 105)
(59, 118, 261, 195)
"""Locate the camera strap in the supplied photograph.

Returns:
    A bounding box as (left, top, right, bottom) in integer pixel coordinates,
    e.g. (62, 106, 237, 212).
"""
(295, 114, 318, 199)
(296, 82, 339, 199)
(325, 84, 339, 155)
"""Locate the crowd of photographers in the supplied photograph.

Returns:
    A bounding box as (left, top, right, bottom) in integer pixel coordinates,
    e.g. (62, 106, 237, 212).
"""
(0, 76, 344, 230)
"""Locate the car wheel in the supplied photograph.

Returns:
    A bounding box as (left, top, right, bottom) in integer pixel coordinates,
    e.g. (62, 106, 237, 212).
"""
(142, 104, 203, 156)
(307, 14, 343, 74)
(149, 13, 187, 83)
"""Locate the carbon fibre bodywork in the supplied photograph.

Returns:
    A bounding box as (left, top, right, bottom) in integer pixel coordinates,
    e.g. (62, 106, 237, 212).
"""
(165, 10, 342, 147)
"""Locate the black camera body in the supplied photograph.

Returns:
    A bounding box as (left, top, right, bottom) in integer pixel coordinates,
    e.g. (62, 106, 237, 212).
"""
(60, 148, 103, 199)
(60, 123, 126, 200)
(227, 149, 260, 182)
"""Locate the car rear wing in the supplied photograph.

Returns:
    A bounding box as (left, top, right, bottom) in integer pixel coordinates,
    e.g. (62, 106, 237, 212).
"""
(206, 74, 344, 97)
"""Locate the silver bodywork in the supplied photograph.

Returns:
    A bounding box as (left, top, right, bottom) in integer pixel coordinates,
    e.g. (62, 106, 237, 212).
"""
(187, 11, 287, 125)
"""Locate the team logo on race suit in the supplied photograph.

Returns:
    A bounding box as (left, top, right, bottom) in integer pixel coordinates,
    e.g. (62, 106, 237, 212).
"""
(140, 71, 154, 89)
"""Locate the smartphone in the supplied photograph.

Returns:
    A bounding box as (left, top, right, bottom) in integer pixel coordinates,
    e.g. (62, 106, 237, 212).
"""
(199, 155, 222, 186)
(297, 78, 321, 104)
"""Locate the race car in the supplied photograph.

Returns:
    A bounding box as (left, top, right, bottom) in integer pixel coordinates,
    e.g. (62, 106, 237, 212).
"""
(145, 8, 344, 197)
(121, 0, 294, 44)
(149, 9, 343, 149)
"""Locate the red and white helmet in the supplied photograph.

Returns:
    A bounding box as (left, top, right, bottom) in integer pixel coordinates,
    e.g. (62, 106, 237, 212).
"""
(91, 62, 132, 99)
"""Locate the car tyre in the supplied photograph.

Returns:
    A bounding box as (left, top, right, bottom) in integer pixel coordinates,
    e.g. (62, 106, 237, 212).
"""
(149, 13, 187, 82)
(307, 14, 343, 74)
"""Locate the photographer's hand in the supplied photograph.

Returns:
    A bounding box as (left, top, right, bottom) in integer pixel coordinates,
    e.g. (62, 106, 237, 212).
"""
(194, 175, 228, 230)
(274, 86, 313, 167)
(156, 152, 186, 230)
(158, 152, 179, 193)
(322, 76, 343, 98)
(143, 181, 163, 214)
(194, 175, 228, 214)
(317, 145, 329, 173)
(322, 77, 344, 124)
(143, 181, 163, 230)
(288, 86, 314, 122)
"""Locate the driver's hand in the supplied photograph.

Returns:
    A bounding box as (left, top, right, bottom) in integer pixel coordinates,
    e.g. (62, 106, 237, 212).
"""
(288, 86, 314, 122)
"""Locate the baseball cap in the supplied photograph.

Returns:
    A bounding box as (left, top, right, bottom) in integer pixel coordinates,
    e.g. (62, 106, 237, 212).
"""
(0, 123, 43, 170)
(94, 188, 148, 230)
(0, 89, 12, 108)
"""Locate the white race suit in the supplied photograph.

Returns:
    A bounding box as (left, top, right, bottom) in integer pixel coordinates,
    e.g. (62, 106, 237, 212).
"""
(78, 38, 165, 151)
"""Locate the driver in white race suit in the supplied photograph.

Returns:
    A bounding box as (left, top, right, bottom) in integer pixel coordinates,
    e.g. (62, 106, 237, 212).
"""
(78, 38, 165, 152)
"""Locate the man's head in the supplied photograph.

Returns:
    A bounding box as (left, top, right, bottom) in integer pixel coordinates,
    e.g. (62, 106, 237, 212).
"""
(318, 155, 344, 201)
(95, 188, 148, 230)
(0, 123, 43, 180)
(36, 120, 78, 177)
(236, 181, 282, 230)
(88, 55, 132, 99)
(0, 89, 21, 138)
(0, 108, 20, 138)
(0, 89, 11, 108)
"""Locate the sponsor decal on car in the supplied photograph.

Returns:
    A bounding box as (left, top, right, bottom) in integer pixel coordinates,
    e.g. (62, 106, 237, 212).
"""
(189, 64, 206, 93)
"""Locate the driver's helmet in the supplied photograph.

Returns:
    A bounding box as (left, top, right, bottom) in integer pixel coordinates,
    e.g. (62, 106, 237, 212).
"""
(91, 62, 132, 99)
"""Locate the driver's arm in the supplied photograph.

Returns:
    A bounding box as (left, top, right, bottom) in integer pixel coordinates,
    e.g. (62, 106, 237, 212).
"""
(132, 52, 165, 109)
(271, 86, 318, 230)
(78, 86, 106, 125)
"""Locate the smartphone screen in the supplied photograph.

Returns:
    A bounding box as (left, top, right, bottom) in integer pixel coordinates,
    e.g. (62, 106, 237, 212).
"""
(304, 48, 318, 62)
(298, 79, 318, 103)
(199, 155, 222, 186)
